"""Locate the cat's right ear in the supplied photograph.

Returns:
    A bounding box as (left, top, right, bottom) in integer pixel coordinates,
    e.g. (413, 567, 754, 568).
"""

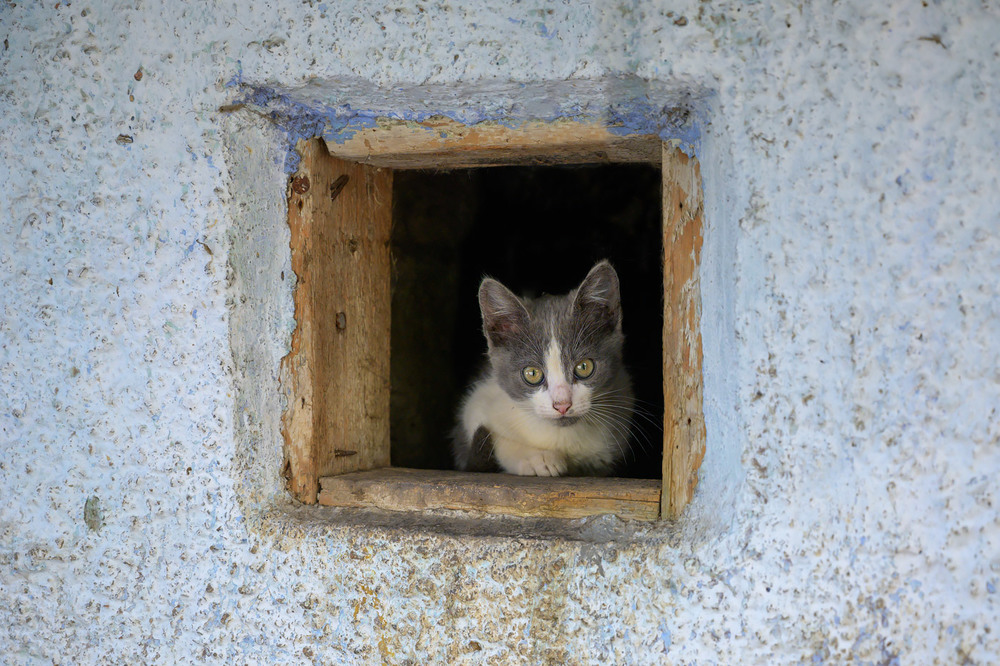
(479, 278, 529, 348)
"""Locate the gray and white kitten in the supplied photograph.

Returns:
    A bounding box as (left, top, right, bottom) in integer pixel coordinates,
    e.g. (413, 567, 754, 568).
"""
(453, 260, 635, 476)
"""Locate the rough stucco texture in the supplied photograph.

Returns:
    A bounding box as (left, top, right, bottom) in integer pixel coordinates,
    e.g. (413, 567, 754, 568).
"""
(2, 1, 999, 663)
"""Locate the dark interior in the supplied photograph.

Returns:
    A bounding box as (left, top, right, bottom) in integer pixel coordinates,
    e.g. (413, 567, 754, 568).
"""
(390, 163, 664, 478)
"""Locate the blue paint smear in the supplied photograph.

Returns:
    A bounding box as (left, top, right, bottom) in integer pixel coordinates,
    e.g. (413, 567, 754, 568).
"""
(658, 623, 672, 652)
(225, 61, 244, 88)
(226, 75, 707, 172)
(536, 22, 557, 39)
(607, 97, 701, 147)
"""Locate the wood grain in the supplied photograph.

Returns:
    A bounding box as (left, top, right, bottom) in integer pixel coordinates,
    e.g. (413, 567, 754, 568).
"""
(661, 145, 707, 519)
(325, 117, 661, 169)
(281, 139, 392, 504)
(318, 468, 661, 521)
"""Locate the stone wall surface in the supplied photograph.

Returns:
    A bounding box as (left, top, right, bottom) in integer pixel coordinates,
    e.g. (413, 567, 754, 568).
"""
(1, 1, 998, 663)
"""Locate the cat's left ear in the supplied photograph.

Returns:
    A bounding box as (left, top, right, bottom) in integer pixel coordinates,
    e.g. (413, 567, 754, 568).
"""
(479, 278, 530, 349)
(572, 260, 622, 330)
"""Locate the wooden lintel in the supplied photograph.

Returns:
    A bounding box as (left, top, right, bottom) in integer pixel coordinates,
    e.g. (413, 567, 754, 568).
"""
(325, 117, 661, 169)
(319, 468, 661, 521)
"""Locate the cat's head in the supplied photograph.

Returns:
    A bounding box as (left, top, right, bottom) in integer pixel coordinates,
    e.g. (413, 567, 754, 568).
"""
(478, 260, 626, 424)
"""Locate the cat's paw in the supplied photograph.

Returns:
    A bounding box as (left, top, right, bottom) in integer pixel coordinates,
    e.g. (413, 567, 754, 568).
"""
(515, 450, 567, 477)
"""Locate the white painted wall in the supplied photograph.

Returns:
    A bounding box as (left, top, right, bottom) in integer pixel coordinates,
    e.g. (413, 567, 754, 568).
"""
(2, 1, 998, 663)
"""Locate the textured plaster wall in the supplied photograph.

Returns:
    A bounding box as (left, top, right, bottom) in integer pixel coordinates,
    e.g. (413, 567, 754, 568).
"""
(2, 1, 999, 663)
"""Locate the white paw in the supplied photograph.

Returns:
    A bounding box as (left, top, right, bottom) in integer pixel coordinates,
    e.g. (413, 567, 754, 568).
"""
(515, 451, 567, 477)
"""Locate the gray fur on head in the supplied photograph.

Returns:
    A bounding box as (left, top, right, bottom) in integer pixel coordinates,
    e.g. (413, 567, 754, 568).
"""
(476, 260, 626, 405)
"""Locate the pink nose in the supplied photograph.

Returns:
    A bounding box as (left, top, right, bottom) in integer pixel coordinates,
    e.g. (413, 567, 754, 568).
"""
(552, 401, 572, 415)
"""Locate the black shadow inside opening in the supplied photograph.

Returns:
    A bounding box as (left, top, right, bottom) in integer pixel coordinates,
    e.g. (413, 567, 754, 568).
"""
(390, 164, 664, 479)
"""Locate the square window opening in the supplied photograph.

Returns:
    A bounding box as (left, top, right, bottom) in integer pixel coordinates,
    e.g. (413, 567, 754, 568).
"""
(281, 128, 705, 521)
(389, 164, 665, 480)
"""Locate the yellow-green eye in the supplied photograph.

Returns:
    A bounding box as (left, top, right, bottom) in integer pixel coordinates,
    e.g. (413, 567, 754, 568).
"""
(573, 358, 595, 379)
(522, 366, 544, 386)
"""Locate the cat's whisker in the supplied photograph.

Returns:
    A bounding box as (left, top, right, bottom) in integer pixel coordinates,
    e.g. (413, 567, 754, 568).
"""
(594, 406, 662, 432)
(584, 406, 632, 438)
(582, 411, 616, 446)
(600, 394, 663, 411)
(588, 387, 642, 410)
(587, 403, 661, 459)
(587, 410, 640, 449)
(590, 408, 658, 434)
(592, 387, 661, 409)
(584, 416, 635, 460)
(583, 410, 633, 463)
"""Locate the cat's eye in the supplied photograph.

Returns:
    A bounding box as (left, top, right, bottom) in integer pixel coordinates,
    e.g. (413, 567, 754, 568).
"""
(573, 358, 595, 379)
(521, 366, 544, 386)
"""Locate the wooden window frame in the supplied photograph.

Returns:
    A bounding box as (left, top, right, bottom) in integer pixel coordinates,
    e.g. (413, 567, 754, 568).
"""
(281, 118, 705, 521)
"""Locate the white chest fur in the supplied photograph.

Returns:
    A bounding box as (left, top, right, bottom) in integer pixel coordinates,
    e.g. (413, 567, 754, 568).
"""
(458, 378, 619, 475)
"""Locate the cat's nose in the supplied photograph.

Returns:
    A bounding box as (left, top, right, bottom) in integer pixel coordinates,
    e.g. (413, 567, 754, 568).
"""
(552, 401, 572, 415)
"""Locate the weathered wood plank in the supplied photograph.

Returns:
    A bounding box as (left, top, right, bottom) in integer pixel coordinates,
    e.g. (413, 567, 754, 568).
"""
(325, 117, 661, 169)
(281, 139, 392, 504)
(661, 145, 707, 520)
(318, 468, 661, 521)
(281, 141, 320, 503)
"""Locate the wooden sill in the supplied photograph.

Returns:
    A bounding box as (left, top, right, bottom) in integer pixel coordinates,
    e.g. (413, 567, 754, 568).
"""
(318, 468, 661, 521)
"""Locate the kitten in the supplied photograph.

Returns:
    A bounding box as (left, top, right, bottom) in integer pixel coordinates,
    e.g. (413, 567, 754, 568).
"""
(452, 260, 635, 476)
